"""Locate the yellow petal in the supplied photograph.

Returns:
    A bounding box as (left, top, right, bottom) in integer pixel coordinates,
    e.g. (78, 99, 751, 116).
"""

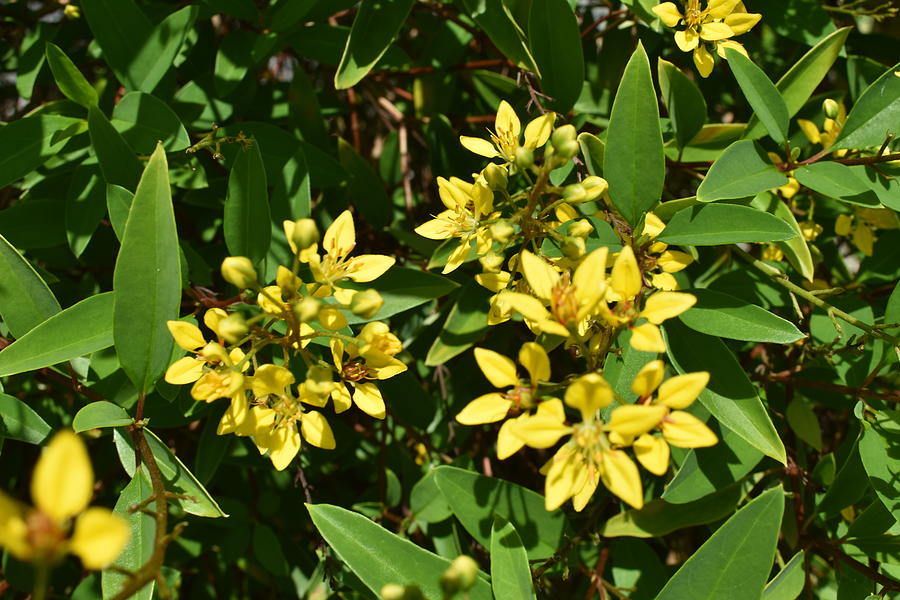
(251, 364, 295, 397)
(70, 508, 130, 570)
(268, 423, 302, 471)
(835, 214, 853, 236)
(629, 322, 666, 353)
(662, 411, 718, 448)
(642, 213, 666, 238)
(537, 397, 566, 421)
(471, 181, 494, 217)
(606, 404, 667, 438)
(675, 28, 699, 52)
(475, 271, 511, 293)
(573, 247, 609, 317)
(415, 216, 456, 240)
(442, 239, 471, 274)
(437, 177, 465, 209)
(513, 414, 572, 448)
(344, 254, 395, 282)
(323, 210, 356, 259)
(520, 250, 559, 302)
(699, 21, 734, 41)
(652, 2, 683, 27)
(164, 356, 205, 385)
(715, 39, 746, 60)
(610, 246, 642, 301)
(564, 373, 613, 418)
(203, 308, 229, 339)
(658, 372, 709, 409)
(353, 382, 386, 419)
(217, 395, 249, 435)
(657, 250, 693, 273)
(797, 119, 821, 145)
(633, 434, 670, 475)
(319, 307, 348, 331)
(460, 136, 499, 158)
(630, 360, 665, 397)
(724, 11, 761, 35)
(523, 113, 555, 149)
(167, 321, 205, 351)
(474, 347, 519, 388)
(456, 393, 512, 425)
(301, 411, 336, 450)
(370, 357, 407, 380)
(640, 291, 696, 324)
(495, 100, 521, 137)
(32, 430, 93, 521)
(0, 492, 30, 561)
(544, 450, 579, 511)
(650, 272, 679, 291)
(519, 342, 550, 384)
(331, 384, 353, 413)
(497, 418, 526, 460)
(571, 466, 599, 512)
(706, 0, 742, 18)
(601, 449, 643, 509)
(693, 45, 715, 78)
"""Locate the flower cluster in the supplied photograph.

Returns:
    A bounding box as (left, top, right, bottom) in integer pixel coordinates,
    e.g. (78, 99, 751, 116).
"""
(165, 211, 407, 471)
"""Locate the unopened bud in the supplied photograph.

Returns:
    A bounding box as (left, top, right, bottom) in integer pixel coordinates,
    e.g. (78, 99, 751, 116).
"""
(294, 297, 321, 322)
(221, 257, 257, 289)
(551, 124, 577, 149)
(217, 314, 248, 344)
(789, 146, 801, 161)
(447, 555, 479, 591)
(479, 252, 505, 273)
(63, 4, 81, 18)
(822, 98, 840, 120)
(514, 146, 533, 170)
(561, 236, 586, 260)
(555, 140, 580, 160)
(582, 176, 609, 201)
(563, 183, 587, 203)
(350, 289, 384, 319)
(490, 221, 515, 244)
(481, 163, 508, 190)
(567, 219, 594, 239)
(291, 218, 319, 252)
(380, 584, 406, 600)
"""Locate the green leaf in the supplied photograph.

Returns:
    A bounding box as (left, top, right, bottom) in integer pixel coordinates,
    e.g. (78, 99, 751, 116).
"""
(113, 144, 181, 396)
(114, 428, 227, 518)
(225, 140, 271, 265)
(410, 469, 453, 524)
(763, 551, 805, 600)
(602, 483, 742, 538)
(656, 203, 797, 246)
(106, 184, 134, 242)
(490, 518, 535, 600)
(0, 233, 60, 338)
(0, 393, 52, 445)
(658, 58, 707, 149)
(425, 281, 491, 366)
(0, 292, 114, 377)
(111, 92, 191, 153)
(102, 469, 155, 600)
(334, 0, 416, 89)
(337, 137, 391, 229)
(342, 267, 458, 325)
(794, 162, 880, 207)
(696, 140, 788, 202)
(655, 487, 784, 600)
(253, 524, 289, 577)
(603, 43, 665, 225)
(816, 435, 868, 516)
(65, 163, 107, 258)
(88, 105, 142, 191)
(45, 42, 98, 108)
(577, 132, 604, 176)
(433, 466, 570, 560)
(750, 192, 815, 282)
(726, 49, 789, 143)
(603, 329, 657, 404)
(786, 397, 822, 451)
(859, 412, 900, 521)
(72, 401, 132, 433)
(527, 0, 584, 113)
(307, 503, 492, 600)
(0, 114, 83, 189)
(665, 320, 786, 464)
(462, 0, 539, 73)
(832, 62, 900, 151)
(745, 27, 851, 139)
(678, 289, 805, 343)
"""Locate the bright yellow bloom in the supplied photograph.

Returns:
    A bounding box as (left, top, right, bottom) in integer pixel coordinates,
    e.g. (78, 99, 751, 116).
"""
(653, 0, 760, 77)
(798, 101, 847, 155)
(329, 335, 406, 419)
(0, 431, 128, 569)
(459, 100, 555, 163)
(835, 208, 898, 256)
(641, 213, 694, 291)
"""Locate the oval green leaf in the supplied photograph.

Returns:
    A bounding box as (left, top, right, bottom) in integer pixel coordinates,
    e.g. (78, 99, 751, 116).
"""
(65, 163, 107, 258)
(0, 114, 83, 189)
(425, 281, 491, 366)
(463, 0, 539, 73)
(334, 0, 415, 89)
(73, 401, 132, 433)
(0, 393, 52, 445)
(225, 139, 272, 265)
(528, 0, 584, 113)
(696, 140, 788, 202)
(794, 162, 880, 207)
(832, 61, 900, 151)
(88, 105, 143, 191)
(726, 49, 788, 143)
(656, 203, 797, 246)
(658, 57, 707, 149)
(45, 42, 98, 108)
(0, 233, 60, 338)
(763, 551, 805, 600)
(679, 289, 805, 343)
(111, 92, 190, 153)
(490, 517, 534, 600)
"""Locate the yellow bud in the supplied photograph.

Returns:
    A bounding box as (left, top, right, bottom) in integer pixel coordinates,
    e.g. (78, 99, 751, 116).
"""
(822, 98, 840, 120)
(514, 146, 533, 170)
(381, 584, 406, 600)
(582, 176, 609, 201)
(63, 4, 81, 18)
(490, 221, 515, 244)
(567, 219, 594, 239)
(481, 163, 508, 190)
(554, 140, 580, 160)
(551, 124, 577, 149)
(479, 252, 505, 273)
(560, 236, 586, 260)
(291, 218, 319, 252)
(221, 257, 257, 289)
(350, 289, 384, 319)
(563, 183, 587, 203)
(441, 555, 480, 594)
(294, 297, 321, 322)
(217, 314, 248, 344)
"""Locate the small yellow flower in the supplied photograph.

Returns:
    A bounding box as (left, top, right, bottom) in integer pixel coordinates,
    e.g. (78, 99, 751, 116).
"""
(640, 213, 694, 291)
(330, 336, 406, 419)
(798, 101, 847, 156)
(0, 431, 129, 569)
(459, 100, 555, 163)
(835, 208, 898, 256)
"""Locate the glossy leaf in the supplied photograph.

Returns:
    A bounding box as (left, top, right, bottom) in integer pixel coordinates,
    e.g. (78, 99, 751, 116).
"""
(88, 105, 142, 191)
(45, 42, 98, 108)
(794, 162, 880, 207)
(72, 401, 132, 433)
(726, 49, 788, 143)
(528, 0, 584, 113)
(462, 0, 538, 73)
(334, 0, 415, 89)
(102, 469, 155, 600)
(107, 184, 134, 242)
(0, 114, 83, 189)
(762, 551, 805, 600)
(665, 320, 786, 464)
(112, 92, 190, 153)
(656, 203, 797, 246)
(655, 487, 784, 600)
(604, 43, 665, 225)
(678, 289, 805, 343)
(114, 427, 227, 518)
(0, 393, 52, 445)
(490, 517, 534, 600)
(65, 163, 107, 258)
(696, 140, 788, 202)
(410, 469, 453, 524)
(0, 233, 60, 338)
(425, 281, 491, 366)
(434, 466, 570, 560)
(342, 267, 458, 325)
(113, 144, 181, 396)
(859, 412, 900, 521)
(308, 503, 492, 600)
(832, 62, 900, 151)
(658, 58, 706, 149)
(577, 132, 604, 176)
(337, 137, 391, 229)
(0, 292, 114, 377)
(750, 192, 815, 282)
(225, 140, 271, 265)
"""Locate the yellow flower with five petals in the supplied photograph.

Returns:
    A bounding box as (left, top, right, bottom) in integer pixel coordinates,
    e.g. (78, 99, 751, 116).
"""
(459, 100, 555, 163)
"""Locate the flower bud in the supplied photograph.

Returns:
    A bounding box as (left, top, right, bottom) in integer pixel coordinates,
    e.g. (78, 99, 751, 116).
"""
(562, 183, 587, 204)
(443, 555, 479, 591)
(221, 257, 257, 289)
(514, 146, 533, 170)
(294, 297, 321, 322)
(789, 146, 801, 161)
(490, 221, 515, 245)
(554, 140, 580, 160)
(381, 584, 406, 600)
(561, 236, 586, 260)
(481, 163, 508, 190)
(822, 98, 840, 120)
(350, 289, 384, 320)
(217, 314, 248, 344)
(567, 219, 594, 239)
(551, 124, 577, 149)
(479, 252, 505, 273)
(291, 218, 319, 252)
(63, 4, 81, 18)
(582, 176, 609, 201)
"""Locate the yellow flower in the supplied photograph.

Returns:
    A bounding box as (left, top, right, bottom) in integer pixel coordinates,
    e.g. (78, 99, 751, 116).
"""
(835, 208, 898, 256)
(415, 177, 497, 274)
(640, 213, 693, 291)
(653, 0, 761, 77)
(459, 100, 555, 163)
(798, 101, 847, 155)
(330, 336, 406, 419)
(607, 360, 717, 475)
(0, 431, 129, 569)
